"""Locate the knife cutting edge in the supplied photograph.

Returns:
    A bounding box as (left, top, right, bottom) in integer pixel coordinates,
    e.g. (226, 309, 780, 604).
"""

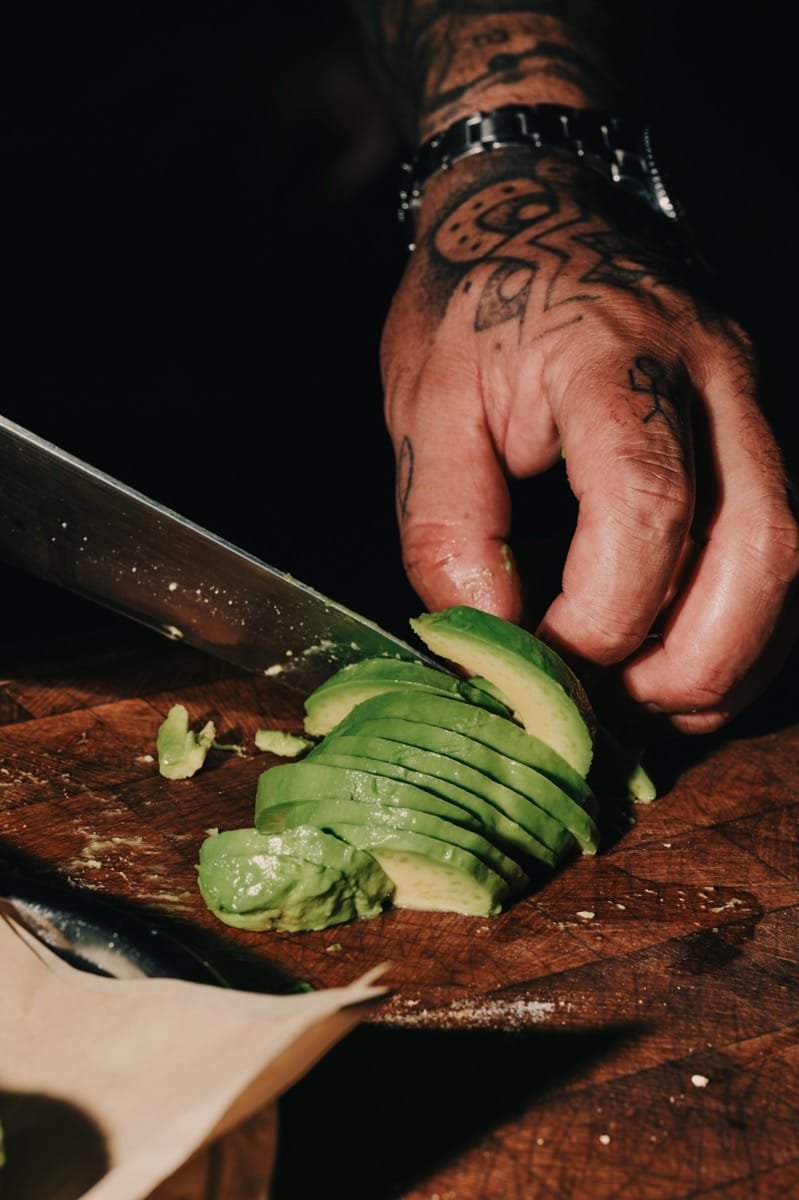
(0, 415, 441, 693)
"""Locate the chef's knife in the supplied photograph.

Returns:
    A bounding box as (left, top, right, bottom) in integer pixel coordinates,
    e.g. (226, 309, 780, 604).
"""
(0, 415, 439, 692)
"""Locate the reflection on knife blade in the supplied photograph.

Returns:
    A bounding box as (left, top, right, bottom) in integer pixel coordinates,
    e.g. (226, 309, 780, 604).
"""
(0, 415, 442, 693)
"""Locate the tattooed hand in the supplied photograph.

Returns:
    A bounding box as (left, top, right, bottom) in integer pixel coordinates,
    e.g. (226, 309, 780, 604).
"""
(381, 148, 798, 732)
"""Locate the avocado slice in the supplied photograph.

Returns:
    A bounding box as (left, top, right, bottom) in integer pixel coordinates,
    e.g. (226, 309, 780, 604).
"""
(329, 700, 599, 854)
(332, 690, 597, 816)
(410, 606, 595, 777)
(303, 656, 512, 736)
(310, 747, 560, 869)
(199, 825, 392, 907)
(310, 734, 571, 866)
(277, 820, 510, 916)
(196, 826, 391, 931)
(255, 766, 530, 894)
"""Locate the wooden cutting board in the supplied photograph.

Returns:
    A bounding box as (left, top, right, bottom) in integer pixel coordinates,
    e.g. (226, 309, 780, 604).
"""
(1, 622, 797, 1200)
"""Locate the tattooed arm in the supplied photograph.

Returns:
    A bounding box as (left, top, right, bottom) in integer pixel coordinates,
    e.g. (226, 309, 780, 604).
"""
(350, 2, 798, 732)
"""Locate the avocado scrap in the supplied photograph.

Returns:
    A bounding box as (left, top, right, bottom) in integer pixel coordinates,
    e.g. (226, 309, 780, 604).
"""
(254, 729, 314, 757)
(156, 704, 216, 780)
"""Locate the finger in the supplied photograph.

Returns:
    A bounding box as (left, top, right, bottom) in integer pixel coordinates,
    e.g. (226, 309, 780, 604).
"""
(536, 352, 696, 665)
(388, 362, 523, 621)
(621, 356, 799, 729)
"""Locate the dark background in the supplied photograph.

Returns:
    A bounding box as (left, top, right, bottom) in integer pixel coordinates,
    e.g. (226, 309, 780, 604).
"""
(2, 2, 796, 658)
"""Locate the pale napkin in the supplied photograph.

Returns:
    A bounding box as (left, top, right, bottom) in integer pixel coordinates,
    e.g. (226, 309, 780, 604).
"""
(0, 905, 386, 1199)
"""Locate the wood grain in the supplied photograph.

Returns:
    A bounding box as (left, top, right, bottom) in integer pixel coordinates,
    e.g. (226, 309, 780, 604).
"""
(1, 624, 797, 1199)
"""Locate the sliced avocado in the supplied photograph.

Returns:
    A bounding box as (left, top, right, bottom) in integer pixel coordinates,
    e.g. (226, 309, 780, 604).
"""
(255, 768, 529, 894)
(289, 821, 510, 916)
(156, 703, 216, 780)
(310, 734, 571, 866)
(303, 655, 512, 736)
(258, 760, 486, 836)
(310, 747, 560, 869)
(410, 606, 594, 777)
(196, 826, 391, 931)
(199, 825, 392, 908)
(329, 700, 599, 854)
(332, 690, 597, 817)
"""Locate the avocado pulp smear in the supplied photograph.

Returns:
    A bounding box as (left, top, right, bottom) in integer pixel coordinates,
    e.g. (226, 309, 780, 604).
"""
(188, 606, 652, 930)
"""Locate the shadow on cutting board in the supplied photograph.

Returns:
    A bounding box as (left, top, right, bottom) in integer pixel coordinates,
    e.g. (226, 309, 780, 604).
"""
(271, 1018, 642, 1200)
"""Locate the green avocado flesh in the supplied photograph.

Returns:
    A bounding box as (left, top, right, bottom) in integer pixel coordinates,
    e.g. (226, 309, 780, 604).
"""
(191, 606, 624, 929)
(288, 822, 509, 915)
(303, 656, 512, 736)
(332, 689, 597, 819)
(326, 712, 598, 855)
(309, 736, 568, 867)
(410, 606, 595, 777)
(196, 826, 392, 931)
(157, 704, 216, 780)
(256, 763, 530, 894)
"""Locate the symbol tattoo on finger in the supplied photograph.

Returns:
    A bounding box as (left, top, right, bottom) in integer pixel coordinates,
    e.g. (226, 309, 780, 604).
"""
(397, 435, 414, 520)
(626, 355, 680, 430)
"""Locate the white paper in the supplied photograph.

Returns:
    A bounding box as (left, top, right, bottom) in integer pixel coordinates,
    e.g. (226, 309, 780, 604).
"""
(0, 906, 386, 1199)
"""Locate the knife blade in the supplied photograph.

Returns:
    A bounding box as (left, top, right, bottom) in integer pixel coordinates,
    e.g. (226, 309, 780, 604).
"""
(0, 415, 439, 693)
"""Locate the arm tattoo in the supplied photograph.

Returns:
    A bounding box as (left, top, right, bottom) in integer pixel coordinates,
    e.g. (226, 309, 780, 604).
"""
(421, 33, 603, 123)
(346, 2, 628, 137)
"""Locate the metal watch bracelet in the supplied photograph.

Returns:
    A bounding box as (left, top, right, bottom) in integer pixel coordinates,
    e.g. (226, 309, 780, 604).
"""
(398, 104, 683, 250)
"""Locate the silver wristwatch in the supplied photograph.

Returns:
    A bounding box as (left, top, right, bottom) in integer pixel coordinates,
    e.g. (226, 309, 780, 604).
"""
(399, 104, 684, 236)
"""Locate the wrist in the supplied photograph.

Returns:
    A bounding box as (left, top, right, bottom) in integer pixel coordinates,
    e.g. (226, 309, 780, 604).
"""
(400, 104, 686, 253)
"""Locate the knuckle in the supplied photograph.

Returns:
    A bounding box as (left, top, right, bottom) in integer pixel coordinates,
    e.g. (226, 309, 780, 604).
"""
(605, 452, 693, 541)
(564, 603, 651, 665)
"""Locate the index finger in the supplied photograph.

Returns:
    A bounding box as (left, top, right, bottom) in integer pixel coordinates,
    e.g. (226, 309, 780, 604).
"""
(387, 362, 523, 621)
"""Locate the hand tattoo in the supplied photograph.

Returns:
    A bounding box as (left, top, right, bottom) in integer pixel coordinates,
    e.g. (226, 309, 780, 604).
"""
(427, 156, 682, 335)
(397, 434, 415, 517)
(626, 355, 681, 429)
